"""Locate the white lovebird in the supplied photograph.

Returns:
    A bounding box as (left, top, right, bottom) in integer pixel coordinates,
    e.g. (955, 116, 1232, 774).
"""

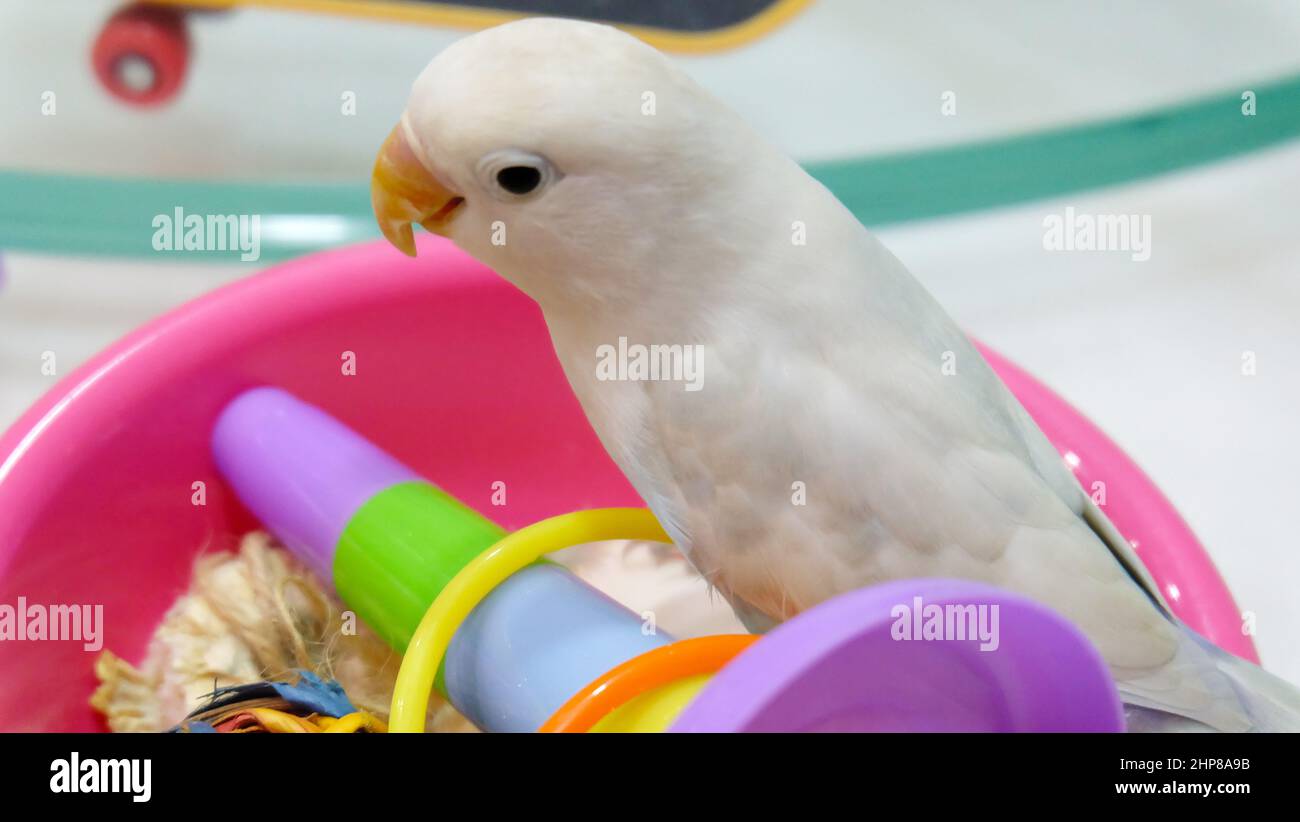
(371, 17, 1299, 731)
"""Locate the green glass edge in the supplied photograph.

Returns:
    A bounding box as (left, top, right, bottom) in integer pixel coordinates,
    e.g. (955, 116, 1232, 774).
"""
(2, 75, 1296, 260)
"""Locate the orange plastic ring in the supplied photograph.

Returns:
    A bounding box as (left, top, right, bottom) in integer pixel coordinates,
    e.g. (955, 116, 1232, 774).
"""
(538, 634, 759, 733)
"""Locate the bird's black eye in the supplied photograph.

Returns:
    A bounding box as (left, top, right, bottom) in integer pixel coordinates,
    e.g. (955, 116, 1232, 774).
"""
(478, 151, 557, 200)
(496, 165, 542, 195)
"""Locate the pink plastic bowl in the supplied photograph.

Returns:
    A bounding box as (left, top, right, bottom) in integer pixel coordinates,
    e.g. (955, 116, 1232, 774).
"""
(0, 236, 1256, 731)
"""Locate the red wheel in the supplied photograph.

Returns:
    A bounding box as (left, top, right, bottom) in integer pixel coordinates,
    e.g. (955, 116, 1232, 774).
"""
(91, 3, 190, 107)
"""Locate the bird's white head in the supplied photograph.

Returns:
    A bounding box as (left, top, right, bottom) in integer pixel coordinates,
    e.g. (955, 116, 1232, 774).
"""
(372, 17, 800, 309)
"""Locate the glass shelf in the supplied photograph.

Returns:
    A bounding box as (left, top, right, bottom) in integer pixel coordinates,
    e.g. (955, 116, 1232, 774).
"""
(3, 75, 1297, 261)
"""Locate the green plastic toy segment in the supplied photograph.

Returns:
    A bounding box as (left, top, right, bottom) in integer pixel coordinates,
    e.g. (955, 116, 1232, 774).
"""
(332, 481, 507, 654)
(3, 75, 1297, 259)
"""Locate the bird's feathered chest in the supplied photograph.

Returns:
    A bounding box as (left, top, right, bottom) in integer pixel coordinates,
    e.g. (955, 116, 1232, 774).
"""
(546, 259, 1081, 604)
(537, 217, 1171, 679)
(514, 141, 1229, 727)
(549, 302, 1195, 707)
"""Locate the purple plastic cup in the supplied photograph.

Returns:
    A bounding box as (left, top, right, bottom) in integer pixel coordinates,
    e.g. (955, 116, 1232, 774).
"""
(670, 578, 1124, 732)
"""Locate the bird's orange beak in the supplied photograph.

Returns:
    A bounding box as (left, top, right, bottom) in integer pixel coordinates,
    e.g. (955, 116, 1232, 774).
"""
(371, 121, 464, 256)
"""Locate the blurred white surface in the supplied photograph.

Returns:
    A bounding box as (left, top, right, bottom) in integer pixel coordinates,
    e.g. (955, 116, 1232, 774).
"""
(1, 0, 1299, 176)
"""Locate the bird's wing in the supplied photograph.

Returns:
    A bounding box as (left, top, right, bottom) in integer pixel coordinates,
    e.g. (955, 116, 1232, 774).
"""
(641, 290, 1249, 728)
(998, 381, 1173, 614)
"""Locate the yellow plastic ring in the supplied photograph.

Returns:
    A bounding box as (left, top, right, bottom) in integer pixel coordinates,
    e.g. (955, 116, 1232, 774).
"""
(388, 507, 671, 733)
